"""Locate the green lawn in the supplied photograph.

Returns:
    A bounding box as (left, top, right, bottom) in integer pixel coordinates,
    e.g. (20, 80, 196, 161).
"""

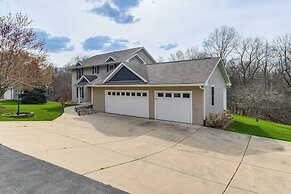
(226, 114, 291, 142)
(0, 100, 64, 121)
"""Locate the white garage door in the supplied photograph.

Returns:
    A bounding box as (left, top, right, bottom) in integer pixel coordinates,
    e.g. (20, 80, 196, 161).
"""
(105, 90, 149, 118)
(155, 91, 192, 123)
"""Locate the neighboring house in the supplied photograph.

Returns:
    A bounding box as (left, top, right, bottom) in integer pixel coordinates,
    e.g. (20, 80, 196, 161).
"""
(1, 88, 16, 100)
(70, 47, 231, 125)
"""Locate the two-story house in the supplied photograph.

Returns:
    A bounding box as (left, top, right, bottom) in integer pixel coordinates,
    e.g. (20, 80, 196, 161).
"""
(71, 47, 231, 125)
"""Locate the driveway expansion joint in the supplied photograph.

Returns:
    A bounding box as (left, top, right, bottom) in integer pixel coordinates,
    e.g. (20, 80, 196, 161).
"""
(222, 135, 252, 194)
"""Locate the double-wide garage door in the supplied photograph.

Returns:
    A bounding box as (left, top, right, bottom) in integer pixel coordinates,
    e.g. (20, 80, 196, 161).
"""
(105, 90, 149, 118)
(105, 90, 192, 123)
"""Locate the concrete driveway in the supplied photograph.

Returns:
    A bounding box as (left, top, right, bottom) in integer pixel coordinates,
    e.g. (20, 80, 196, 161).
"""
(0, 107, 290, 194)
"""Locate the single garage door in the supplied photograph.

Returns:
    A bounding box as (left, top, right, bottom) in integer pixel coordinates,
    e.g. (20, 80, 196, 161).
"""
(105, 90, 149, 118)
(155, 91, 192, 123)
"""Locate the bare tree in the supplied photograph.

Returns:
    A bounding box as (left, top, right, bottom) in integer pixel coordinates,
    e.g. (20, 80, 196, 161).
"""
(168, 50, 185, 61)
(0, 13, 51, 96)
(48, 65, 72, 105)
(233, 37, 265, 85)
(184, 46, 209, 59)
(203, 25, 240, 62)
(273, 34, 291, 87)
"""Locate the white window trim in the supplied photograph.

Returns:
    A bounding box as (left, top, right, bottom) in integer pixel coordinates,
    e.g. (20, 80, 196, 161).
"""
(102, 63, 148, 83)
(154, 91, 193, 124)
(105, 56, 116, 63)
(125, 54, 147, 64)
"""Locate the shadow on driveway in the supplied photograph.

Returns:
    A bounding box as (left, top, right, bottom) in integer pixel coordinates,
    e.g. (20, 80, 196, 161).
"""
(64, 109, 285, 158)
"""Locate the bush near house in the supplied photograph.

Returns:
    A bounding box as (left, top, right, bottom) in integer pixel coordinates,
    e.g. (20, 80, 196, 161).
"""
(206, 113, 233, 129)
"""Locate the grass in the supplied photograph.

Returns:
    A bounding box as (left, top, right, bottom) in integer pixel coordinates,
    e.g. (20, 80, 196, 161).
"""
(226, 114, 291, 142)
(0, 100, 64, 121)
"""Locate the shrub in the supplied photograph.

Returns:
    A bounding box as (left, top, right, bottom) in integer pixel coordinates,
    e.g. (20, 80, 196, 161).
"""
(206, 113, 233, 129)
(21, 86, 48, 104)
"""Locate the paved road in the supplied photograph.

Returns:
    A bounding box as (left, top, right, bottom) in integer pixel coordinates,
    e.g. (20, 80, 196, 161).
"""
(0, 145, 127, 194)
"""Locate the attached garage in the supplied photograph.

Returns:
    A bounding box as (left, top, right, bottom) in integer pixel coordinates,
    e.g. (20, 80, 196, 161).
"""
(155, 91, 192, 124)
(105, 90, 149, 118)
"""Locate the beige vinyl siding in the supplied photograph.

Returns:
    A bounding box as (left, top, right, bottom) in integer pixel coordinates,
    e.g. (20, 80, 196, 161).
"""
(204, 64, 227, 117)
(92, 86, 204, 125)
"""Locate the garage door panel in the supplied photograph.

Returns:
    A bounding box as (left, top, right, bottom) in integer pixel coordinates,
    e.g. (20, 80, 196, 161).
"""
(155, 92, 192, 123)
(105, 90, 149, 118)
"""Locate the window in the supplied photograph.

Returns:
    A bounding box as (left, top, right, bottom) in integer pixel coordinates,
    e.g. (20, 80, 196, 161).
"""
(137, 93, 141, 96)
(108, 92, 111, 95)
(107, 64, 116, 72)
(126, 92, 130, 96)
(183, 93, 190, 98)
(76, 68, 83, 79)
(92, 66, 99, 74)
(165, 93, 172, 98)
(174, 93, 181, 98)
(142, 93, 147, 97)
(211, 86, 215, 106)
(131, 92, 136, 96)
(76, 87, 79, 98)
(121, 92, 125, 96)
(117, 92, 120, 96)
(112, 92, 116, 96)
(157, 93, 164, 97)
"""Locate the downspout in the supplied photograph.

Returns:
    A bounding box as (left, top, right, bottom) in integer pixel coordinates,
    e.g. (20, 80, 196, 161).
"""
(199, 85, 206, 126)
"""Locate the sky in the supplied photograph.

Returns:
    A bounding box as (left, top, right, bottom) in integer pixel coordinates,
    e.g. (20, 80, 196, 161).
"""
(1, 0, 291, 66)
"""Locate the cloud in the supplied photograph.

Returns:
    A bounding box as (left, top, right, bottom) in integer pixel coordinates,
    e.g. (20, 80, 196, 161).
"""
(83, 35, 129, 51)
(34, 29, 74, 53)
(90, 0, 141, 24)
(160, 43, 178, 50)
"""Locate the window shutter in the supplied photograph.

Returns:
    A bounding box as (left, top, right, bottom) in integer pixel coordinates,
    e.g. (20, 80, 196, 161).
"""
(81, 68, 84, 75)
(76, 69, 78, 79)
(97, 66, 99, 73)
(92, 66, 94, 74)
(76, 87, 78, 98)
(114, 63, 117, 68)
(107, 65, 109, 72)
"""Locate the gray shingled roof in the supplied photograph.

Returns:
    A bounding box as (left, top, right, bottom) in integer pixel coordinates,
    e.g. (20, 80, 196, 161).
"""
(86, 57, 221, 86)
(84, 75, 98, 82)
(75, 47, 142, 67)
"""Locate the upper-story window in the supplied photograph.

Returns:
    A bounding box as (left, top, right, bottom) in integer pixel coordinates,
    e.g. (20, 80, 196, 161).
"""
(76, 68, 83, 80)
(107, 63, 117, 72)
(92, 66, 99, 74)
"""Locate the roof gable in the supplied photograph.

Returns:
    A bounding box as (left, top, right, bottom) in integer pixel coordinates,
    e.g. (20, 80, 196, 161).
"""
(75, 47, 143, 67)
(109, 66, 142, 82)
(105, 56, 116, 63)
(103, 63, 148, 83)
